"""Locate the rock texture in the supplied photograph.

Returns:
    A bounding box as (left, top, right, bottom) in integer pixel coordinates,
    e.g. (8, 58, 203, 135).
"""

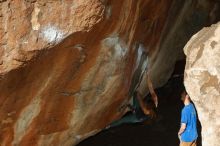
(184, 22, 220, 146)
(0, 0, 219, 146)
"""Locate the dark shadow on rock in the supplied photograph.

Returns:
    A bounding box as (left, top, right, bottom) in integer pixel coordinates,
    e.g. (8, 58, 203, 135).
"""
(76, 63, 191, 146)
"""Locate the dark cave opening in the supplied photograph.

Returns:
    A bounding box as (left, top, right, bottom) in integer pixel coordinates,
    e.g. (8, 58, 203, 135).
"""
(76, 59, 202, 146)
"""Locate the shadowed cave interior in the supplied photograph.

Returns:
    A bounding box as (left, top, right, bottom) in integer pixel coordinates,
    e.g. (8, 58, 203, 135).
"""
(77, 60, 202, 146)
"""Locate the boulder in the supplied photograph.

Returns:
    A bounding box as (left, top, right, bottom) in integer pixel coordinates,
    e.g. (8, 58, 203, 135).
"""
(184, 22, 220, 146)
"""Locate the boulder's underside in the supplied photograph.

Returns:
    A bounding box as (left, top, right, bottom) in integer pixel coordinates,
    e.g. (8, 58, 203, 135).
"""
(0, 0, 219, 146)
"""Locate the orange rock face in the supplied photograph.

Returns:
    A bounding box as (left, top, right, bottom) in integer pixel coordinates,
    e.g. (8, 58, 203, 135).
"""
(0, 0, 219, 146)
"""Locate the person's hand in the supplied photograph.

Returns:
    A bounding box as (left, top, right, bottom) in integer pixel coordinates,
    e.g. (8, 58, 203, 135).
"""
(178, 134, 181, 141)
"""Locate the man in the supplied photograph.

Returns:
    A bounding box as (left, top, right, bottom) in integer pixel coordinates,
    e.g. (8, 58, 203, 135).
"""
(178, 91, 198, 146)
(108, 72, 158, 127)
(135, 72, 158, 119)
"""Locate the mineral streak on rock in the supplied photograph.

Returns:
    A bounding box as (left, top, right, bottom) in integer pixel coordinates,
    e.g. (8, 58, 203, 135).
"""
(184, 22, 220, 146)
(0, 0, 219, 146)
(40, 25, 64, 43)
(31, 2, 40, 31)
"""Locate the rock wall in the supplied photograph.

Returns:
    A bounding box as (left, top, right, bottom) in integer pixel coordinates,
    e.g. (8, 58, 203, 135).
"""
(184, 22, 220, 146)
(0, 0, 219, 146)
(138, 0, 220, 94)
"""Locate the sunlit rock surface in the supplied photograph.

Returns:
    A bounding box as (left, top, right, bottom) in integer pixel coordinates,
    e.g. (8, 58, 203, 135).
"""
(184, 22, 220, 146)
(0, 0, 219, 145)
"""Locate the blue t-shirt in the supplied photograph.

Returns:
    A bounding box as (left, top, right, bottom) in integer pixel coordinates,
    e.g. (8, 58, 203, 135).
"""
(180, 103, 198, 142)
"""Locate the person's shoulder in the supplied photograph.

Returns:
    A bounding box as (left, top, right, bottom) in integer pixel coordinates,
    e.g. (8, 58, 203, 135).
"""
(182, 104, 191, 112)
(182, 106, 187, 113)
(188, 103, 194, 108)
(189, 103, 196, 110)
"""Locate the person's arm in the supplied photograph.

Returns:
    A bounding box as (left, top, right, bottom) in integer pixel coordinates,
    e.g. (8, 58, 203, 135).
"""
(178, 123, 186, 140)
(136, 92, 150, 115)
(146, 72, 158, 107)
(178, 123, 186, 135)
(178, 109, 188, 140)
